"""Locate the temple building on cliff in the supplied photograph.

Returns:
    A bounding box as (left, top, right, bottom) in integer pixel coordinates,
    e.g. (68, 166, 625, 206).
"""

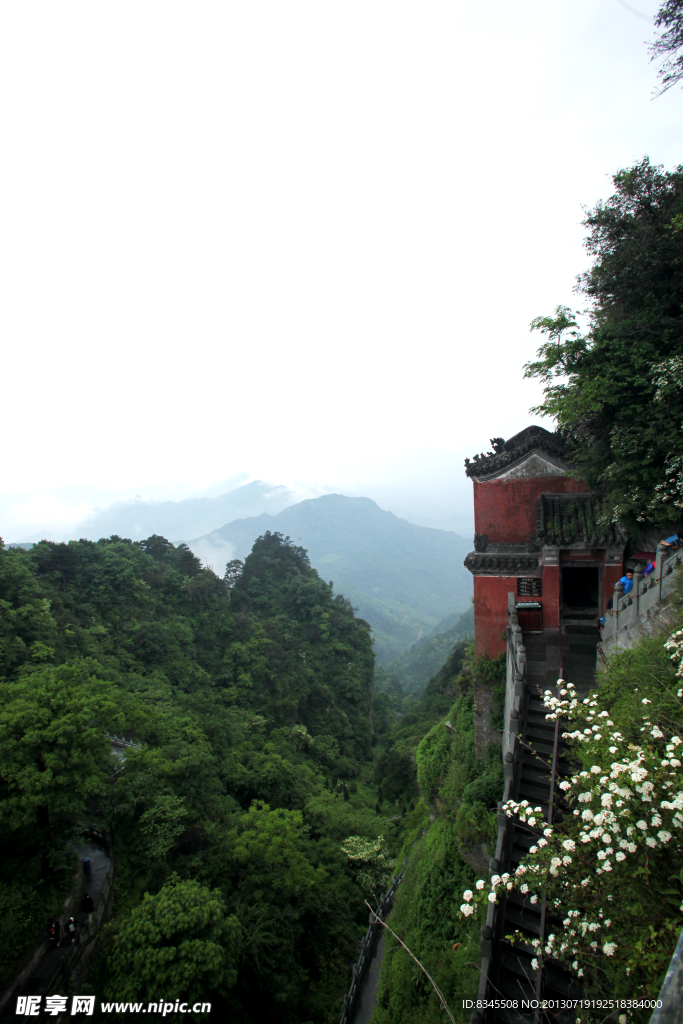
(463, 426, 626, 690)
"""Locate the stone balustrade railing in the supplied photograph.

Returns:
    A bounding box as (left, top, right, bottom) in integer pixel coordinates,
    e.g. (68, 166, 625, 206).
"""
(601, 547, 682, 657)
(106, 733, 141, 750)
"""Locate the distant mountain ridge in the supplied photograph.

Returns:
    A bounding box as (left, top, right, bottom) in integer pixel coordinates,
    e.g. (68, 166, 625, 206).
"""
(7, 488, 474, 666)
(188, 494, 473, 664)
(13, 480, 296, 545)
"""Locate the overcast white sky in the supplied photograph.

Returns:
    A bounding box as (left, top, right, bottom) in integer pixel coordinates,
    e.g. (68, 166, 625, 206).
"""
(2, 0, 681, 538)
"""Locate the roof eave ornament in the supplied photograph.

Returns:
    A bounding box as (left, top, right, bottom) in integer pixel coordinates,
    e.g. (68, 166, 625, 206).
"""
(464, 426, 569, 478)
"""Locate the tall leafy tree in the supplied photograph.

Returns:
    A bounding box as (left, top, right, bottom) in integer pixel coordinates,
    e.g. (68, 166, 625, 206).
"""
(0, 660, 124, 832)
(107, 876, 241, 1003)
(524, 157, 683, 534)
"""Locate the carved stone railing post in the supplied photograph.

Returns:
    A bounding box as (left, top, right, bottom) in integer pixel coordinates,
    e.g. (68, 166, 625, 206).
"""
(517, 640, 526, 678)
(613, 581, 624, 638)
(657, 547, 665, 602)
(603, 550, 683, 660)
(633, 570, 644, 615)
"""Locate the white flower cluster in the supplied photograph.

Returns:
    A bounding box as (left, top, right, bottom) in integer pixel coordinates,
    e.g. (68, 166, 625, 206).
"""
(653, 354, 683, 401)
(644, 452, 683, 516)
(638, 363, 683, 513)
(458, 656, 683, 980)
(665, 629, 683, 679)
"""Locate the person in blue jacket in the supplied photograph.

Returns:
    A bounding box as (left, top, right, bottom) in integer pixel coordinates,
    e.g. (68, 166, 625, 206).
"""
(618, 571, 634, 594)
(659, 531, 683, 550)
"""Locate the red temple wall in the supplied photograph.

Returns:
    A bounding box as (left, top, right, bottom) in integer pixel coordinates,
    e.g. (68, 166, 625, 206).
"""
(473, 576, 514, 658)
(473, 476, 588, 543)
(474, 569, 563, 659)
(474, 558, 623, 658)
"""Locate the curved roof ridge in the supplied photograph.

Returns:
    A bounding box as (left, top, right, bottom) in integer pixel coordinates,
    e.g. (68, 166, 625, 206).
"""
(464, 425, 569, 479)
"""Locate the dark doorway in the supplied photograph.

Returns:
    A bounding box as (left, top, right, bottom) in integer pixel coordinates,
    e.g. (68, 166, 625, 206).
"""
(562, 567, 599, 610)
(561, 566, 599, 693)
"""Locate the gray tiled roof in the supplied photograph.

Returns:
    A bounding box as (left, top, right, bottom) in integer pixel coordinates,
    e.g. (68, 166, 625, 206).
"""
(464, 426, 569, 479)
(536, 492, 626, 546)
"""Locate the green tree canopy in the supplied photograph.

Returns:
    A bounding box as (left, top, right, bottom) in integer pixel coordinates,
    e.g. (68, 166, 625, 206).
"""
(0, 660, 124, 830)
(0, 542, 59, 675)
(107, 876, 240, 1003)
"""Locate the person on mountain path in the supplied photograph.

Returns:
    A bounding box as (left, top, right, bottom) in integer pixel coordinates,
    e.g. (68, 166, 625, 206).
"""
(81, 892, 95, 924)
(48, 918, 60, 948)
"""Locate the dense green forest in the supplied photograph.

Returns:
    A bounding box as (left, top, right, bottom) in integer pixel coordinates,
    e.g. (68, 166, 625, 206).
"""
(0, 532, 381, 1020)
(0, 530, 499, 1021)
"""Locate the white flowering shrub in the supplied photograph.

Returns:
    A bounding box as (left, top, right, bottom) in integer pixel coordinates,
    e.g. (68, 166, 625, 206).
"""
(458, 627, 683, 1020)
(665, 628, 683, 679)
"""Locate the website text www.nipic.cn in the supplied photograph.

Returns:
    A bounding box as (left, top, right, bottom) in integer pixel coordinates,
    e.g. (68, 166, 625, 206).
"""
(16, 996, 212, 1016)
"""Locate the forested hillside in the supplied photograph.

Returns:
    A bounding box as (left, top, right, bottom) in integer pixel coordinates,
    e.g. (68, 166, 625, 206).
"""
(0, 528, 504, 1022)
(189, 494, 473, 664)
(370, 643, 505, 1023)
(381, 606, 474, 695)
(0, 532, 389, 1022)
